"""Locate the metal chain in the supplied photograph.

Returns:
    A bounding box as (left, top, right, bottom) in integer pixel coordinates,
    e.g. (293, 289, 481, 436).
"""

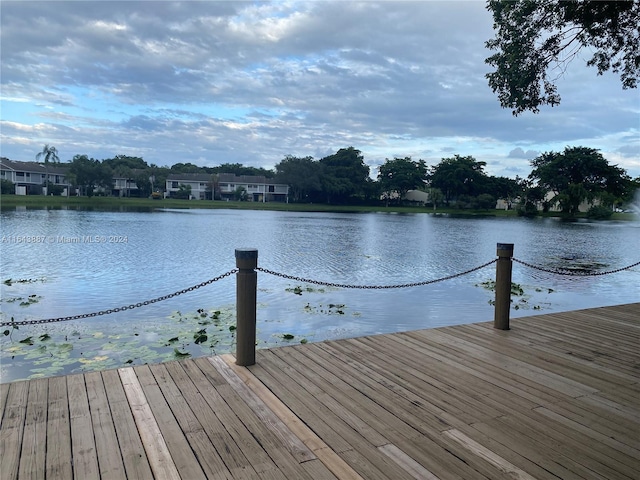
(6, 257, 636, 329)
(1, 269, 238, 328)
(256, 259, 497, 290)
(513, 258, 640, 276)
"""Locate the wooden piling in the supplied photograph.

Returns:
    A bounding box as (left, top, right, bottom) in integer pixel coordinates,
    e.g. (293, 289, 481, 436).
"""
(235, 248, 258, 365)
(494, 243, 514, 330)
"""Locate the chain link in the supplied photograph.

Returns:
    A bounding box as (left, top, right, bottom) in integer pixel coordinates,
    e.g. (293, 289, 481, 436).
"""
(256, 259, 498, 289)
(1, 269, 238, 328)
(513, 258, 640, 276)
(5, 257, 637, 328)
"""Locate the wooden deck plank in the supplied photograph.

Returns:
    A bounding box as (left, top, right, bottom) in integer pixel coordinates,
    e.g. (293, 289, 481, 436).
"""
(0, 380, 29, 480)
(17, 377, 47, 480)
(209, 355, 316, 463)
(213, 355, 347, 480)
(269, 345, 390, 447)
(1, 303, 638, 480)
(286, 343, 434, 439)
(266, 346, 499, 480)
(454, 322, 639, 388)
(304, 339, 564, 480)
(67, 373, 100, 480)
(83, 371, 127, 480)
(132, 364, 207, 480)
(118, 366, 181, 480)
(188, 357, 287, 477)
(209, 359, 360, 478)
(176, 358, 268, 479)
(0, 381, 10, 423)
(45, 376, 73, 480)
(100, 369, 154, 480)
(162, 360, 249, 479)
(468, 417, 599, 479)
(261, 345, 492, 480)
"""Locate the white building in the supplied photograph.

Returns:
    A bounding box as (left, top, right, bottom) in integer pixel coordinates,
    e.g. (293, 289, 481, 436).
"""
(0, 158, 70, 195)
(165, 173, 289, 202)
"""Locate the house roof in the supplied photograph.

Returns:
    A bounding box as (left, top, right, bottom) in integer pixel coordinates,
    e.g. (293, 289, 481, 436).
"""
(0, 158, 68, 175)
(166, 173, 213, 182)
(217, 173, 274, 184)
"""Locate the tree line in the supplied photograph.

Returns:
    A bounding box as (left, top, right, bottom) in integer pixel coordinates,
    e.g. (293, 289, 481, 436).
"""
(2, 144, 637, 218)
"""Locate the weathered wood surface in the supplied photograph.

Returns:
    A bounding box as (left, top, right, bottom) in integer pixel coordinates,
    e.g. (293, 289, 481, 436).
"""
(1, 303, 638, 479)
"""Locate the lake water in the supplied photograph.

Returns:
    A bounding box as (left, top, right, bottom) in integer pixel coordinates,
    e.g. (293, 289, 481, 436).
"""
(1, 207, 639, 382)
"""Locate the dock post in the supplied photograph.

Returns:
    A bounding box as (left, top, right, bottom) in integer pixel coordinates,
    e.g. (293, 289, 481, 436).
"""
(494, 243, 514, 330)
(235, 248, 258, 365)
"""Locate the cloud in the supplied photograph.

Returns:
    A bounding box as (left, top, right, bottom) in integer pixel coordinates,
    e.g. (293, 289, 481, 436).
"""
(508, 148, 540, 159)
(0, 1, 638, 177)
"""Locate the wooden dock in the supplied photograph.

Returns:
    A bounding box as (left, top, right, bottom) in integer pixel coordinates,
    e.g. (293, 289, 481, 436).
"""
(1, 303, 639, 479)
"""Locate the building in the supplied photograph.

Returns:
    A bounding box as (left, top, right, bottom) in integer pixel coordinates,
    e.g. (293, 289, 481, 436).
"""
(165, 173, 214, 200)
(0, 158, 70, 195)
(217, 174, 289, 202)
(165, 173, 289, 202)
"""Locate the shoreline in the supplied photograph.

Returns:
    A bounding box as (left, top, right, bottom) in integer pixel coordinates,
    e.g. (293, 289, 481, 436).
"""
(0, 194, 636, 220)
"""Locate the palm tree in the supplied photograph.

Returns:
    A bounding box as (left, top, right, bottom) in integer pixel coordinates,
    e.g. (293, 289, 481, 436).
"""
(36, 144, 59, 195)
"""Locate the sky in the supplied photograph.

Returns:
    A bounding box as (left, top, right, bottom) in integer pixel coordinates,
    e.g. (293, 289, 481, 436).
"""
(1, 0, 639, 180)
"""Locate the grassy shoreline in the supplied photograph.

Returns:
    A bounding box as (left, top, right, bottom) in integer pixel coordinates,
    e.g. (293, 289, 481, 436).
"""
(0, 194, 635, 220)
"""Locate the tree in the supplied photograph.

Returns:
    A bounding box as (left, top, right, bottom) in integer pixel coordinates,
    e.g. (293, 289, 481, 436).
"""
(103, 155, 148, 171)
(377, 157, 428, 205)
(476, 193, 497, 210)
(234, 186, 248, 201)
(211, 163, 275, 178)
(170, 162, 202, 173)
(427, 188, 444, 211)
(173, 184, 192, 199)
(35, 144, 59, 195)
(68, 155, 113, 196)
(529, 146, 630, 216)
(274, 155, 323, 203)
(428, 155, 489, 204)
(485, 1, 640, 115)
(1, 179, 14, 194)
(319, 147, 370, 204)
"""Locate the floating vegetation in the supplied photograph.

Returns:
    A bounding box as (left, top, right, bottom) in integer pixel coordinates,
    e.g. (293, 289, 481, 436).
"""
(3, 277, 46, 286)
(0, 300, 319, 382)
(1, 305, 240, 381)
(4, 294, 43, 306)
(549, 256, 608, 274)
(269, 333, 310, 346)
(286, 284, 326, 295)
(476, 280, 553, 311)
(303, 302, 347, 315)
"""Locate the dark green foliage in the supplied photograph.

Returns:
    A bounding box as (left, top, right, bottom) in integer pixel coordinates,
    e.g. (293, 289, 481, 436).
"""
(517, 201, 539, 217)
(1, 179, 14, 194)
(485, 0, 640, 114)
(529, 146, 631, 216)
(233, 186, 248, 201)
(172, 184, 192, 199)
(586, 205, 614, 219)
(68, 154, 114, 196)
(476, 193, 497, 210)
(428, 155, 489, 204)
(274, 155, 323, 203)
(378, 157, 428, 205)
(320, 147, 371, 204)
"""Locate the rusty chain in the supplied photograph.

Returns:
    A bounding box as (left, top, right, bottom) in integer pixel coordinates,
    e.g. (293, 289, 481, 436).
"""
(256, 259, 498, 289)
(1, 269, 238, 328)
(513, 258, 640, 276)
